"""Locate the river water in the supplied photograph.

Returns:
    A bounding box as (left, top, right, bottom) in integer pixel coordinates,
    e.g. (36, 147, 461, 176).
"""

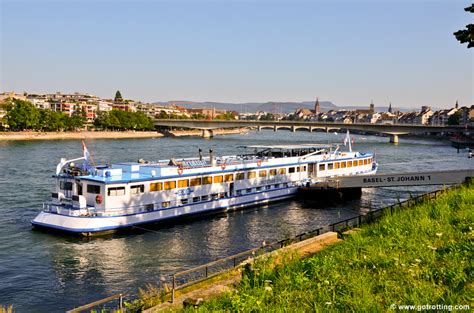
(0, 131, 472, 312)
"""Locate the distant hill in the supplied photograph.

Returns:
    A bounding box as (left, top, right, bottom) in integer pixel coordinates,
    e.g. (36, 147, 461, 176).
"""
(152, 100, 412, 113)
(153, 101, 337, 114)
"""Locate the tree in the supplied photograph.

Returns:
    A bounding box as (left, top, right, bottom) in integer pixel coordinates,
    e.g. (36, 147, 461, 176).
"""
(453, 5, 474, 48)
(114, 90, 123, 103)
(448, 111, 462, 125)
(259, 113, 276, 121)
(70, 104, 87, 130)
(5, 99, 41, 130)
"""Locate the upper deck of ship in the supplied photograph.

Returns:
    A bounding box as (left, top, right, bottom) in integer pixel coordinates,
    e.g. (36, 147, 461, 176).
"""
(58, 143, 371, 184)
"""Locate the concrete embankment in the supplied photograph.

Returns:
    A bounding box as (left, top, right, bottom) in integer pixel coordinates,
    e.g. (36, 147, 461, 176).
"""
(0, 128, 252, 141)
(164, 127, 251, 137)
(0, 131, 165, 141)
(144, 232, 340, 312)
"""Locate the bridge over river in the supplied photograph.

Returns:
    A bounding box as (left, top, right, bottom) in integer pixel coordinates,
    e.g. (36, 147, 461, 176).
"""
(153, 119, 471, 143)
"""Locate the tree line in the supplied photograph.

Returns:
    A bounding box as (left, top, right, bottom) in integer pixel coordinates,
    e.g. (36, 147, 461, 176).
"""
(2, 99, 87, 131)
(93, 110, 154, 130)
(1, 98, 154, 131)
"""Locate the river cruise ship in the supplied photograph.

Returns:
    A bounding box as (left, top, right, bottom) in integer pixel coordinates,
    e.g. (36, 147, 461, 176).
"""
(32, 139, 377, 235)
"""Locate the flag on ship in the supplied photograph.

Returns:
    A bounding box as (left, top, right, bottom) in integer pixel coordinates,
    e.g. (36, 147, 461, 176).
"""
(82, 140, 93, 171)
(343, 130, 353, 152)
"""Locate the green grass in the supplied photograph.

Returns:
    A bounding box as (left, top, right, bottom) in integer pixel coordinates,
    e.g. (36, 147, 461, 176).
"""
(185, 186, 473, 312)
(0, 305, 13, 313)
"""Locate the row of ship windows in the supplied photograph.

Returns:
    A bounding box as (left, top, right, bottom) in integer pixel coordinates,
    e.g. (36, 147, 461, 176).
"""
(158, 183, 293, 208)
(317, 157, 372, 171)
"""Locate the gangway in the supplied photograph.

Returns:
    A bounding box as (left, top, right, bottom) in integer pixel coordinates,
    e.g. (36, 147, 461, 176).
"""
(328, 169, 473, 188)
(298, 169, 473, 203)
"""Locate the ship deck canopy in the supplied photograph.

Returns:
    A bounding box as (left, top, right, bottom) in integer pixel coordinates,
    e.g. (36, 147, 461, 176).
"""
(238, 143, 337, 157)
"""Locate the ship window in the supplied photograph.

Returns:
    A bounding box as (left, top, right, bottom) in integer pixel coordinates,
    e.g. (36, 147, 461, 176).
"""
(211, 193, 218, 200)
(131, 184, 145, 194)
(303, 166, 307, 171)
(219, 193, 225, 198)
(108, 186, 125, 196)
(328, 163, 334, 170)
(256, 186, 263, 191)
(164, 181, 176, 190)
(247, 171, 256, 179)
(162, 201, 170, 208)
(201, 195, 209, 201)
(319, 163, 326, 171)
(274, 183, 280, 188)
(150, 182, 163, 191)
(347, 161, 352, 167)
(341, 161, 347, 168)
(193, 197, 200, 203)
(266, 185, 271, 190)
(60, 181, 73, 191)
(87, 184, 100, 194)
(289, 167, 295, 173)
(278, 168, 286, 175)
(236, 190, 242, 196)
(213, 175, 223, 183)
(297, 167, 301, 172)
(224, 174, 234, 182)
(178, 179, 189, 188)
(269, 169, 277, 176)
(236, 172, 245, 180)
(180, 199, 188, 205)
(190, 177, 201, 186)
(246, 188, 252, 193)
(202, 176, 212, 185)
(364, 159, 368, 165)
(335, 162, 340, 169)
(259, 170, 267, 178)
(358, 160, 363, 166)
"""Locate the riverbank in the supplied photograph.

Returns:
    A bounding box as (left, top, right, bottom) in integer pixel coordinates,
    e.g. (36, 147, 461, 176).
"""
(0, 128, 251, 141)
(180, 185, 473, 312)
(164, 127, 251, 137)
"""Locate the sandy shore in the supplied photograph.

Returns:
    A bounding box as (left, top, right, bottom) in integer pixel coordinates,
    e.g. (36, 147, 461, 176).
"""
(0, 128, 252, 141)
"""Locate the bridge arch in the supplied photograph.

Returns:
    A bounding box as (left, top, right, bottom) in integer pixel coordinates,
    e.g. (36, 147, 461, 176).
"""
(273, 126, 292, 131)
(293, 126, 312, 132)
(257, 125, 276, 131)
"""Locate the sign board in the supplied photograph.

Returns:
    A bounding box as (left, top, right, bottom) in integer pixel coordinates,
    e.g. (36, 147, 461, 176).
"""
(333, 169, 473, 188)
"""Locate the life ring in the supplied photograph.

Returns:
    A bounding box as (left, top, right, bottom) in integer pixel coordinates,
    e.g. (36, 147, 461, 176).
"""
(95, 195, 103, 204)
(177, 166, 184, 175)
(221, 162, 226, 170)
(257, 159, 262, 166)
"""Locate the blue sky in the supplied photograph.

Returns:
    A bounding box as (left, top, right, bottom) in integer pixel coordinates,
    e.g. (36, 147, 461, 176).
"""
(1, 0, 472, 109)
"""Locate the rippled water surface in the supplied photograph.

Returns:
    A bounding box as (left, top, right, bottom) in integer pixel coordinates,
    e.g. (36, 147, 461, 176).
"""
(0, 131, 472, 312)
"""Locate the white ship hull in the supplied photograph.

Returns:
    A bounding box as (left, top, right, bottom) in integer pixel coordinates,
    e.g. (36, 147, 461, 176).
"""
(32, 141, 377, 236)
(32, 186, 298, 235)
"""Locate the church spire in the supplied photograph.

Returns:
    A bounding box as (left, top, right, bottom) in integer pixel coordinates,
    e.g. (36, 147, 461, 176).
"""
(314, 97, 320, 113)
(388, 102, 392, 113)
(455, 100, 459, 109)
(369, 100, 375, 113)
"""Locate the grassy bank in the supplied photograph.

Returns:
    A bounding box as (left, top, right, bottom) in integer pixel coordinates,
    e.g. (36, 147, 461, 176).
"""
(186, 186, 473, 312)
